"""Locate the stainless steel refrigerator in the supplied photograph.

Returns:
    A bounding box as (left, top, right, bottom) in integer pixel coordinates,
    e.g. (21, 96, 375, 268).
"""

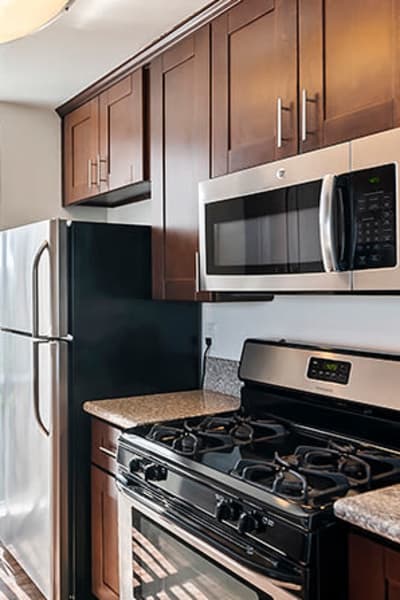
(0, 219, 201, 599)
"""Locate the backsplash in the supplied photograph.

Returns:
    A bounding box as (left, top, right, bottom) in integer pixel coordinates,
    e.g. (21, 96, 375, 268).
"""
(203, 295, 400, 361)
(203, 356, 241, 398)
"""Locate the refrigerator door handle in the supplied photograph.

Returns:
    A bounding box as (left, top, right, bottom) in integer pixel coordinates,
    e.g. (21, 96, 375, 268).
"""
(33, 340, 50, 437)
(48, 340, 69, 600)
(32, 240, 50, 339)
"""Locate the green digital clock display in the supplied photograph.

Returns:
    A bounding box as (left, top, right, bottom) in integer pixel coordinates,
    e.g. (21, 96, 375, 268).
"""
(368, 176, 381, 185)
(323, 362, 339, 372)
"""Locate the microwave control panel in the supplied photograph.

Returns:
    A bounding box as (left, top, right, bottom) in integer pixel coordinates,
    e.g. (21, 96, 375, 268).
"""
(353, 163, 396, 270)
(307, 358, 351, 385)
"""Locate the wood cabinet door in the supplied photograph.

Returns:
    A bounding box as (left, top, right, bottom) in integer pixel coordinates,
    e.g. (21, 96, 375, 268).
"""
(99, 70, 147, 194)
(348, 533, 386, 600)
(299, 0, 400, 153)
(151, 27, 211, 301)
(91, 419, 120, 476)
(91, 466, 119, 600)
(63, 98, 99, 205)
(212, 0, 298, 176)
(385, 547, 400, 600)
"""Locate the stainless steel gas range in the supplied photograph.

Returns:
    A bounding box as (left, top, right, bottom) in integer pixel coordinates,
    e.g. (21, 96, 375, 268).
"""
(116, 340, 400, 600)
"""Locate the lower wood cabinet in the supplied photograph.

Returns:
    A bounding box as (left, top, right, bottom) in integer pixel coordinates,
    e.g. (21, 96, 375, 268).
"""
(91, 465, 120, 600)
(91, 418, 121, 600)
(349, 532, 400, 600)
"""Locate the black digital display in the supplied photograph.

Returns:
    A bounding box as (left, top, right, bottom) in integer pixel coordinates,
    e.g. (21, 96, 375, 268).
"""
(307, 358, 351, 385)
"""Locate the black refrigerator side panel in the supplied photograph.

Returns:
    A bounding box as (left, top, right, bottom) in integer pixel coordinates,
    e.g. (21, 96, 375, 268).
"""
(67, 221, 201, 600)
(69, 221, 152, 400)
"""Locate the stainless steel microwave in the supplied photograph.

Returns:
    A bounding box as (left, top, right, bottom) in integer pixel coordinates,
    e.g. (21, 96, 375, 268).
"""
(199, 128, 400, 293)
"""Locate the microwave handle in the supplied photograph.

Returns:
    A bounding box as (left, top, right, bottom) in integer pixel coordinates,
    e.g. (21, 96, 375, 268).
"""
(319, 174, 339, 272)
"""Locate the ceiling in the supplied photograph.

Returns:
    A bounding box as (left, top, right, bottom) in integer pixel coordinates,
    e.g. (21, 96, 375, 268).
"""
(0, 0, 212, 109)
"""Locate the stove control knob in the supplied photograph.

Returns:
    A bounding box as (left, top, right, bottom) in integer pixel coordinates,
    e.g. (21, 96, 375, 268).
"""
(215, 499, 241, 522)
(215, 499, 232, 522)
(143, 463, 167, 482)
(237, 512, 261, 535)
(129, 457, 141, 474)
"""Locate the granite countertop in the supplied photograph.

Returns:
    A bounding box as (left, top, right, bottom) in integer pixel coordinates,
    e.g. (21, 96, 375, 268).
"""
(83, 389, 240, 430)
(334, 484, 400, 544)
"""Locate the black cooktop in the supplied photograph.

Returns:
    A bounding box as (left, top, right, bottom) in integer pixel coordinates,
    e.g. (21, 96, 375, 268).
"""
(131, 410, 400, 508)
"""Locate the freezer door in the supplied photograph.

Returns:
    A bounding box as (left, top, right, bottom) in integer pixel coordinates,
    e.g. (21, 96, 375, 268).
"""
(0, 219, 68, 337)
(0, 331, 69, 599)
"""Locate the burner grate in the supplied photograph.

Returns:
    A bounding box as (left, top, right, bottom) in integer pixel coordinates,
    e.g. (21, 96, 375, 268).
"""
(232, 452, 351, 506)
(146, 413, 289, 457)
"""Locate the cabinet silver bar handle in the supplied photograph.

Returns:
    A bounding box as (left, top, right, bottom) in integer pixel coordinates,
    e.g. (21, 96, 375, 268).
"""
(88, 159, 92, 188)
(277, 97, 290, 149)
(97, 155, 101, 188)
(97, 155, 109, 185)
(195, 251, 201, 294)
(301, 89, 317, 142)
(99, 446, 117, 459)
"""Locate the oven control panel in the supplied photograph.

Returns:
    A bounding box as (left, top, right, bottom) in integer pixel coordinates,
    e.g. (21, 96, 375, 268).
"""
(307, 357, 351, 385)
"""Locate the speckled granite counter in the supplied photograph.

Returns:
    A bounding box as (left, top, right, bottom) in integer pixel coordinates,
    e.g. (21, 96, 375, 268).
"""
(334, 485, 400, 545)
(83, 390, 240, 430)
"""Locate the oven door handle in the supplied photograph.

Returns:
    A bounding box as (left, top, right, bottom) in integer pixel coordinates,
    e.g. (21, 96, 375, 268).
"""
(117, 482, 302, 600)
(319, 174, 339, 273)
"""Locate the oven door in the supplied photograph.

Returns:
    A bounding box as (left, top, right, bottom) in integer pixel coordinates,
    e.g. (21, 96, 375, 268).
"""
(118, 484, 303, 600)
(199, 144, 351, 293)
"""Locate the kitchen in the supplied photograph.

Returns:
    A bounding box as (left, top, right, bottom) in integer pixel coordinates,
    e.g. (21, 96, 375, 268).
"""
(1, 1, 400, 599)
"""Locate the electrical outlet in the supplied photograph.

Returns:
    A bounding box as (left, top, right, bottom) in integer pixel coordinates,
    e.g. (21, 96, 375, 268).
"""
(204, 321, 217, 340)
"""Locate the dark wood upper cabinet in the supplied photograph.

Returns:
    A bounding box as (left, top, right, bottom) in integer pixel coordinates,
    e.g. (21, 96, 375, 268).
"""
(63, 69, 149, 207)
(99, 70, 148, 194)
(64, 98, 99, 205)
(299, 0, 400, 152)
(212, 0, 298, 176)
(151, 27, 211, 301)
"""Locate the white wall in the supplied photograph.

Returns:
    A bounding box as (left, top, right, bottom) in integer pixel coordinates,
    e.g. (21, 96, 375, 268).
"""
(0, 102, 106, 230)
(203, 296, 400, 361)
(107, 199, 152, 225)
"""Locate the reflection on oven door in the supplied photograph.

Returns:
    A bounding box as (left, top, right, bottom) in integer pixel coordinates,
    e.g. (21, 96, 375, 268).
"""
(118, 486, 302, 600)
(132, 515, 264, 600)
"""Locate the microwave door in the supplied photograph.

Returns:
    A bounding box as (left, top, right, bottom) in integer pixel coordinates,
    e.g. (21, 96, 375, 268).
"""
(278, 177, 352, 291)
(351, 130, 400, 291)
(199, 144, 352, 293)
(200, 182, 352, 293)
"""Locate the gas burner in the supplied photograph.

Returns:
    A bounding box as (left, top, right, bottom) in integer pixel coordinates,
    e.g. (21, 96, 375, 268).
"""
(146, 413, 289, 457)
(146, 421, 234, 457)
(232, 453, 351, 506)
(293, 441, 400, 488)
(198, 414, 288, 444)
(293, 445, 372, 486)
